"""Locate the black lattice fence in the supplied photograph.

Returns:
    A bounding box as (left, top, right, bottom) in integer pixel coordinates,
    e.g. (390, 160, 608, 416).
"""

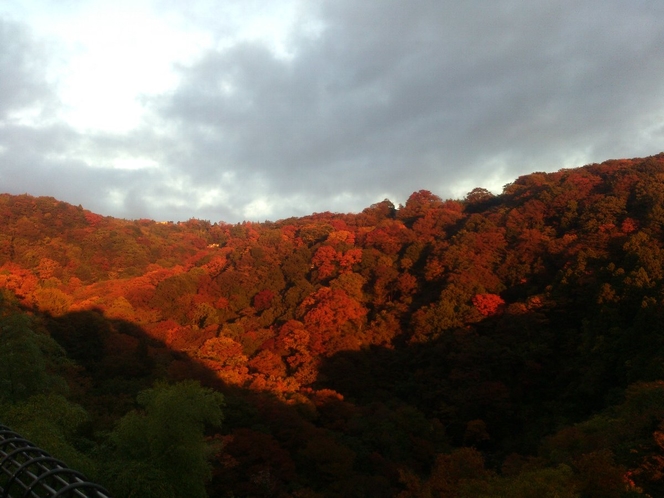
(0, 425, 111, 497)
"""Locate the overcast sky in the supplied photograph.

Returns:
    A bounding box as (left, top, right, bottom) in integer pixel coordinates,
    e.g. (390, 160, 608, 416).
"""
(1, 1, 663, 223)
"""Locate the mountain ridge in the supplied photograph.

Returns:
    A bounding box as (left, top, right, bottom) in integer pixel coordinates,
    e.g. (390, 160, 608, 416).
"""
(3, 153, 664, 496)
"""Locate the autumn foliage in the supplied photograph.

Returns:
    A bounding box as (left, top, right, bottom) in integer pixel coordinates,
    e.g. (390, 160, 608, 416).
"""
(4, 154, 664, 496)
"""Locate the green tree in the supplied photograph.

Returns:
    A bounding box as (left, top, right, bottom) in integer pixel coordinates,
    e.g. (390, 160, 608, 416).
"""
(103, 380, 224, 498)
(0, 310, 68, 403)
(1, 394, 96, 477)
(459, 465, 578, 498)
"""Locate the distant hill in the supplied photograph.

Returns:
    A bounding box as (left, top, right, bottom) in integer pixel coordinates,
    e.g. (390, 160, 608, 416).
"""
(3, 153, 664, 496)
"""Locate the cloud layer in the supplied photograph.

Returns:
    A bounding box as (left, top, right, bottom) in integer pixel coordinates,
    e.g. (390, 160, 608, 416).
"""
(2, 1, 664, 222)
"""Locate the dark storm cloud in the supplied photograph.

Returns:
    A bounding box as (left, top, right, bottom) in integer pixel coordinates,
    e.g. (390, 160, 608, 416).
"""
(151, 0, 664, 220)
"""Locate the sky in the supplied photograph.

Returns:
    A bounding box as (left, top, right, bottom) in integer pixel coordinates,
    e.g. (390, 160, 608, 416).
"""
(1, 1, 664, 223)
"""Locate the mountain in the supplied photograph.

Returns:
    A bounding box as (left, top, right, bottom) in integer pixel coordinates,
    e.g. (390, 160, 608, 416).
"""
(3, 154, 664, 496)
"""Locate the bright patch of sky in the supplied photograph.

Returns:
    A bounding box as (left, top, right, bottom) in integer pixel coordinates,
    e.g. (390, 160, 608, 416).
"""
(1, 0, 302, 133)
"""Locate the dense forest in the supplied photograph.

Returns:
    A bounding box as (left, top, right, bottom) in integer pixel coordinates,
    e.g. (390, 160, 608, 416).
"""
(4, 154, 664, 496)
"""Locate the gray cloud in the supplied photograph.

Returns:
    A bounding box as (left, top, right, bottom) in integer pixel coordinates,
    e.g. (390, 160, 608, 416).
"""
(0, 19, 57, 119)
(3, 2, 664, 223)
(0, 19, 171, 220)
(146, 0, 664, 221)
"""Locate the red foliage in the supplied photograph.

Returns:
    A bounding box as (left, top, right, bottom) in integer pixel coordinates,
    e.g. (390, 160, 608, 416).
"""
(248, 350, 287, 378)
(365, 222, 409, 255)
(339, 248, 363, 271)
(397, 272, 418, 296)
(275, 320, 310, 355)
(621, 218, 638, 234)
(300, 287, 367, 355)
(472, 293, 505, 316)
(253, 289, 275, 311)
(312, 245, 339, 280)
(84, 211, 104, 226)
(398, 190, 443, 221)
(213, 429, 296, 497)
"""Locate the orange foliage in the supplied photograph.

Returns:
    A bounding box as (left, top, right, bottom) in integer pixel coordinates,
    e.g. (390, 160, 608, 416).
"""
(300, 287, 367, 355)
(196, 336, 249, 384)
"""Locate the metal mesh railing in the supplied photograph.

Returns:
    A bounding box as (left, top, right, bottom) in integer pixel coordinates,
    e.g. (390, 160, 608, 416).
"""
(0, 425, 111, 498)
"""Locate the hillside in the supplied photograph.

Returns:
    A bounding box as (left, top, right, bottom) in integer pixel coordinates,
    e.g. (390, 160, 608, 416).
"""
(3, 154, 664, 496)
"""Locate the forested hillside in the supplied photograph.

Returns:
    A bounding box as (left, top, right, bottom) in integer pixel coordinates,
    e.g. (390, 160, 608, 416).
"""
(3, 154, 664, 496)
